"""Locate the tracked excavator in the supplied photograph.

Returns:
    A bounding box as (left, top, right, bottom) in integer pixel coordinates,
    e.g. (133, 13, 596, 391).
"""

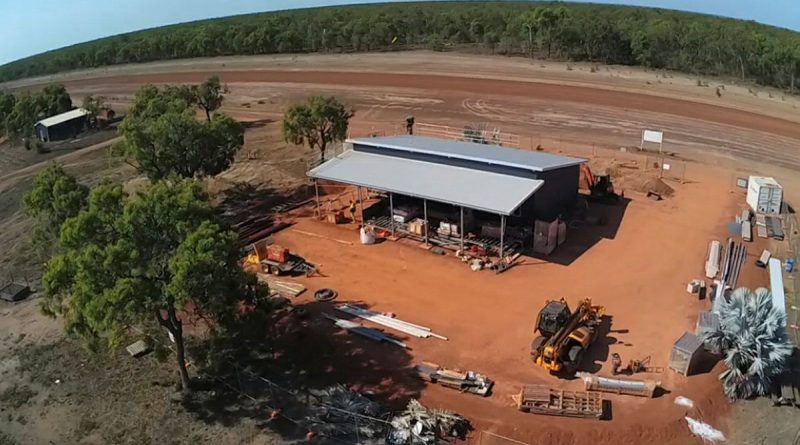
(580, 164, 620, 203)
(530, 298, 605, 376)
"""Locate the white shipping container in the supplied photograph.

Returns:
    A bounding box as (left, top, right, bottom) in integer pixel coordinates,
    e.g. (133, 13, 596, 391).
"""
(746, 176, 783, 214)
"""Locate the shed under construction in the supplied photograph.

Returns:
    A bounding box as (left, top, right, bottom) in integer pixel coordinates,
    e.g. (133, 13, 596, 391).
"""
(308, 135, 584, 257)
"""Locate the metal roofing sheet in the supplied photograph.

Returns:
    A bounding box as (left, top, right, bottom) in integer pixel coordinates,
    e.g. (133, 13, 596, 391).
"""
(349, 135, 585, 172)
(308, 150, 544, 215)
(34, 108, 90, 128)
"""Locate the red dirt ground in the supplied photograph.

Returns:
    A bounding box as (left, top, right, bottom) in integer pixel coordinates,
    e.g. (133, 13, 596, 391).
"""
(57, 70, 800, 142)
(264, 162, 765, 445)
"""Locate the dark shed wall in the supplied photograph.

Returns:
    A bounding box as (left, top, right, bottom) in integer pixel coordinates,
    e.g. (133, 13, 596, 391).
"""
(37, 116, 88, 142)
(532, 165, 579, 220)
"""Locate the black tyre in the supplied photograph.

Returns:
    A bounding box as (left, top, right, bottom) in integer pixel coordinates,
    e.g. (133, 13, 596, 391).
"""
(530, 336, 547, 361)
(566, 346, 584, 374)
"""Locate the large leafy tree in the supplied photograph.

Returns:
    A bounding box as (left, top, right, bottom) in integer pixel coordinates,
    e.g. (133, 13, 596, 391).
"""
(283, 96, 354, 162)
(23, 164, 89, 245)
(119, 83, 244, 180)
(194, 75, 226, 121)
(41, 179, 266, 391)
(0, 92, 16, 137)
(700, 287, 793, 400)
(4, 84, 74, 143)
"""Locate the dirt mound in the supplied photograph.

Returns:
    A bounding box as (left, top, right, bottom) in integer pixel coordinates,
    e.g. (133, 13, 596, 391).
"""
(624, 176, 675, 197)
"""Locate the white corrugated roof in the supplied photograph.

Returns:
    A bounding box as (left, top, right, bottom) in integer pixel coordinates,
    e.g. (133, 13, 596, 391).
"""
(308, 150, 544, 215)
(350, 135, 585, 172)
(34, 108, 90, 128)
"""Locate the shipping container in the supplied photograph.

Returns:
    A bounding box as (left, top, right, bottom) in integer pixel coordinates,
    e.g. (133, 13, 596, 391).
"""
(746, 176, 783, 214)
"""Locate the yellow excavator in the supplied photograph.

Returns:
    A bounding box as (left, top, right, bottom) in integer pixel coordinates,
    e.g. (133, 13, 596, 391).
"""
(530, 298, 605, 376)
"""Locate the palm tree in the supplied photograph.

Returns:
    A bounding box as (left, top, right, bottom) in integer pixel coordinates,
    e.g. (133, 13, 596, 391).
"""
(700, 287, 793, 400)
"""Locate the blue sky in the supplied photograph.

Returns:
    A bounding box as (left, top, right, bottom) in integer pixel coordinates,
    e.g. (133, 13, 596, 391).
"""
(1, 0, 799, 65)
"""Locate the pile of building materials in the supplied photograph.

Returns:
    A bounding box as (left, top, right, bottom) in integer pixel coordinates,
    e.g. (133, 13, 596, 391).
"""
(512, 385, 604, 419)
(323, 313, 407, 348)
(705, 240, 721, 278)
(415, 362, 493, 396)
(305, 384, 386, 438)
(335, 304, 448, 340)
(576, 373, 660, 398)
(717, 238, 747, 297)
(686, 279, 705, 295)
(256, 275, 307, 298)
(669, 331, 704, 376)
(387, 400, 471, 445)
(756, 250, 772, 268)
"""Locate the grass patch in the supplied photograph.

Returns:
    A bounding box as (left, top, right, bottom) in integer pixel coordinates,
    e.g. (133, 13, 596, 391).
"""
(0, 384, 36, 408)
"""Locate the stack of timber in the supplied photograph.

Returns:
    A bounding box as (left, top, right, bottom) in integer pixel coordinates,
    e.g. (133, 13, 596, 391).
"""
(336, 304, 448, 340)
(756, 215, 769, 239)
(323, 313, 407, 348)
(513, 385, 604, 419)
(222, 198, 310, 245)
(415, 362, 493, 396)
(576, 373, 660, 398)
(255, 274, 306, 297)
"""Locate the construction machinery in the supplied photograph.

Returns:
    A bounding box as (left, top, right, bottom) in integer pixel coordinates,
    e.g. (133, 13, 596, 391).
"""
(530, 298, 605, 376)
(242, 241, 317, 277)
(580, 164, 620, 203)
(611, 353, 665, 375)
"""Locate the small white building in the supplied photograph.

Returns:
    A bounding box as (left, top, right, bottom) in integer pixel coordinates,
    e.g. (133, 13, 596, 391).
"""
(746, 176, 783, 215)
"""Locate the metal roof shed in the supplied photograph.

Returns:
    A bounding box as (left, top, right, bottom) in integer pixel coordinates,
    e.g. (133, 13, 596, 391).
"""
(309, 150, 543, 215)
(33, 108, 90, 142)
(350, 135, 585, 173)
(308, 149, 545, 256)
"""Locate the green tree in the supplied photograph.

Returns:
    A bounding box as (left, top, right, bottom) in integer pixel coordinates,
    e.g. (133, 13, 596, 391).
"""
(194, 75, 226, 121)
(119, 84, 244, 180)
(23, 164, 89, 230)
(283, 96, 354, 162)
(41, 179, 266, 391)
(0, 92, 16, 137)
(37, 84, 73, 117)
(82, 95, 110, 128)
(22, 164, 89, 258)
(700, 287, 793, 400)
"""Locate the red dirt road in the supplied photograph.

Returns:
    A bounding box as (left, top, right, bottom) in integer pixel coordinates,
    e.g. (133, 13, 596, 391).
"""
(61, 70, 800, 142)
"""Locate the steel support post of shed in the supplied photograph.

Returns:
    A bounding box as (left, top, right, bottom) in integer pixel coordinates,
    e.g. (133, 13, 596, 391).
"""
(460, 207, 465, 251)
(357, 186, 364, 224)
(499, 214, 506, 259)
(423, 199, 428, 245)
(314, 179, 320, 218)
(389, 192, 395, 236)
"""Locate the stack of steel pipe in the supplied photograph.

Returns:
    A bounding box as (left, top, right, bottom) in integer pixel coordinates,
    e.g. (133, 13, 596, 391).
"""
(336, 304, 448, 340)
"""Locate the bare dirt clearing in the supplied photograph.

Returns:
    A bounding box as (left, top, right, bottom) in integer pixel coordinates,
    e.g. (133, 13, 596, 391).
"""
(0, 52, 797, 444)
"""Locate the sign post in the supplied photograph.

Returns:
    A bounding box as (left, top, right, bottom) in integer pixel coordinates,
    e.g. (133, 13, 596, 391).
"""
(640, 129, 664, 153)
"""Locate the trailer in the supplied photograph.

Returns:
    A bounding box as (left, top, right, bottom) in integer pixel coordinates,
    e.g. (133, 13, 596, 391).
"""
(513, 385, 604, 419)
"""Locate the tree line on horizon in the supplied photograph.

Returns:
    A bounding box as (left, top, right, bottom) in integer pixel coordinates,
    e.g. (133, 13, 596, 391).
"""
(1, 2, 800, 91)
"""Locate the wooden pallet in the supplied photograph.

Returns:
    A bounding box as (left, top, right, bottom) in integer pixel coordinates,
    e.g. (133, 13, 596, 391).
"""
(513, 385, 603, 419)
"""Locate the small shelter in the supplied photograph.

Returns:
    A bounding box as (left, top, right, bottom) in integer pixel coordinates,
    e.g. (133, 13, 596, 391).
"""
(34, 108, 90, 142)
(669, 331, 704, 376)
